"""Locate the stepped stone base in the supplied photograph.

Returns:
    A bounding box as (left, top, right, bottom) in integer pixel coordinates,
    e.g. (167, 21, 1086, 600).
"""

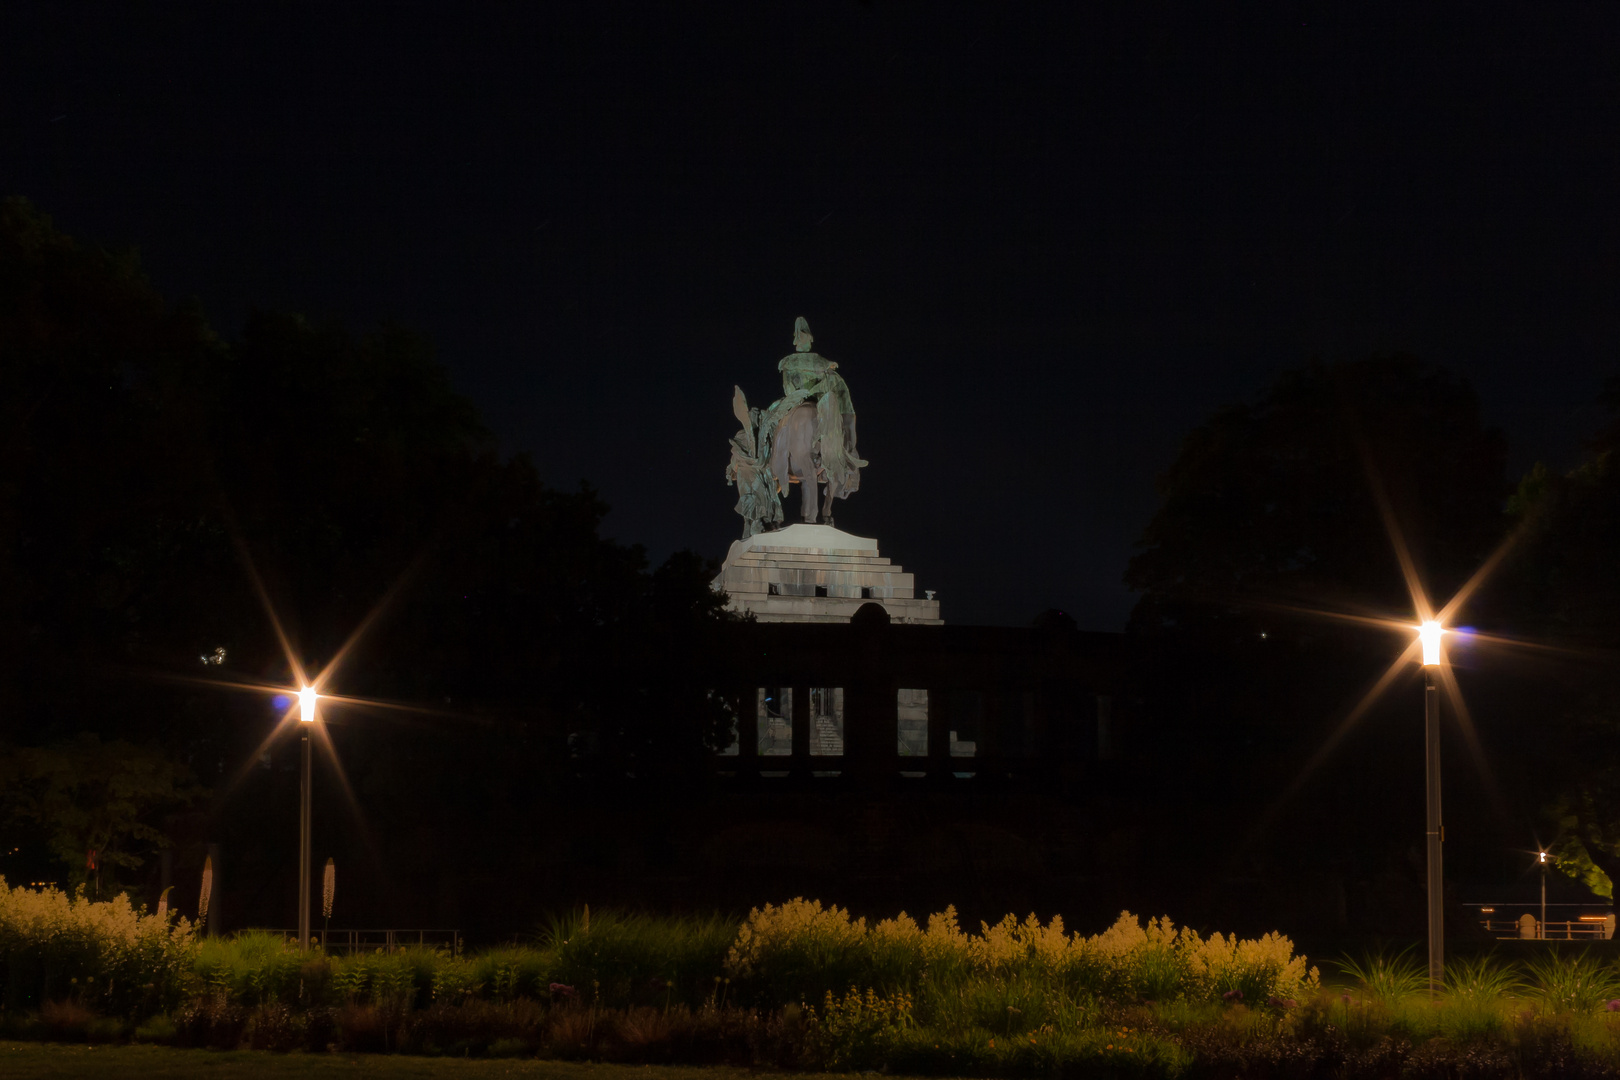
(714, 523, 942, 624)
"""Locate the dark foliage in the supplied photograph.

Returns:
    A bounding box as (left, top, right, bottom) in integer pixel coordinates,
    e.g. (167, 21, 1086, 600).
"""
(1125, 356, 1511, 904)
(0, 199, 734, 920)
(1499, 376, 1620, 893)
(171, 997, 249, 1049)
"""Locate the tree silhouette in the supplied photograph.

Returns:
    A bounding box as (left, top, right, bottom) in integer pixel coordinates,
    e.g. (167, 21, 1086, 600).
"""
(1125, 355, 1510, 886)
(0, 199, 733, 922)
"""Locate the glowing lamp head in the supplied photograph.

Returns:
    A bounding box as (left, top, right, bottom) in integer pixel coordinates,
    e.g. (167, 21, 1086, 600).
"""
(1418, 620, 1444, 667)
(298, 686, 318, 723)
(1540, 851, 1548, 864)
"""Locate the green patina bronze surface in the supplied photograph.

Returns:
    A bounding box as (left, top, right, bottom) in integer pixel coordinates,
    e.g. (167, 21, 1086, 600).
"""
(725, 388, 783, 536)
(725, 318, 866, 537)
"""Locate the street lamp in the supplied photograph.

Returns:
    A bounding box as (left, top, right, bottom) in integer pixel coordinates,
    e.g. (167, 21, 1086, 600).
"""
(297, 686, 318, 951)
(1539, 850, 1549, 940)
(1418, 620, 1444, 993)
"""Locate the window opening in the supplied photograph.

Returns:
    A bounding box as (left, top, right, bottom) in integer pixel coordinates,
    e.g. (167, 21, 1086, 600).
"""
(897, 688, 928, 756)
(947, 689, 982, 758)
(809, 687, 844, 755)
(758, 687, 792, 756)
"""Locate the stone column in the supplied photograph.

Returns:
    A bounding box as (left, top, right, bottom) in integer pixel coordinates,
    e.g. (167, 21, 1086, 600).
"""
(790, 683, 811, 778)
(927, 687, 951, 783)
(975, 692, 1001, 783)
(735, 687, 759, 780)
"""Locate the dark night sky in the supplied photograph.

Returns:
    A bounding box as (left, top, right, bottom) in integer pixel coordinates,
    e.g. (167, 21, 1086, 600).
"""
(5, 4, 1618, 628)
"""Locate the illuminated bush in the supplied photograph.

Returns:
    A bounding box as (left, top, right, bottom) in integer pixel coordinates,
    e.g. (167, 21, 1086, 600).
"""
(0, 877, 196, 1015)
(725, 897, 1319, 1010)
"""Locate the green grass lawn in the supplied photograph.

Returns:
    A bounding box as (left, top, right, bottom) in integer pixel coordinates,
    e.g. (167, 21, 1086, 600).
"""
(0, 1043, 868, 1080)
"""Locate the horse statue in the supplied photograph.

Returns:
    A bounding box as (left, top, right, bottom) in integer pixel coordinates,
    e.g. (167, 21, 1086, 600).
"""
(725, 317, 866, 537)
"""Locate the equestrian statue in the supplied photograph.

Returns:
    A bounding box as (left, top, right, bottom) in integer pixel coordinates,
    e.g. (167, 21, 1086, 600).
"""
(725, 317, 865, 538)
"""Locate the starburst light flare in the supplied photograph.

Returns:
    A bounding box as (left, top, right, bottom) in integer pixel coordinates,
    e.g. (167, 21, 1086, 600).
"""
(167, 538, 466, 812)
(1245, 458, 1523, 845)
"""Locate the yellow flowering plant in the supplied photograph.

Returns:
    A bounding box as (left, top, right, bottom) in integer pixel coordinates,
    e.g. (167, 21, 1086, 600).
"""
(806, 986, 915, 1069)
(0, 877, 196, 1015)
(724, 899, 1318, 1013)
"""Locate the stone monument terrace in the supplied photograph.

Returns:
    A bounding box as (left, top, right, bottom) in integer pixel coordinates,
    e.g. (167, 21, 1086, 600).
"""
(714, 523, 942, 624)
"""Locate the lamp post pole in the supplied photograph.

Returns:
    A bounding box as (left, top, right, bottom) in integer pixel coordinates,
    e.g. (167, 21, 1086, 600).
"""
(1540, 852, 1548, 940)
(1419, 621, 1444, 995)
(1424, 666, 1443, 992)
(298, 687, 317, 952)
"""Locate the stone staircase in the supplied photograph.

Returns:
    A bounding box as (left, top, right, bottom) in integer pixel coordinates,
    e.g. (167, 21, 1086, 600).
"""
(813, 714, 844, 756)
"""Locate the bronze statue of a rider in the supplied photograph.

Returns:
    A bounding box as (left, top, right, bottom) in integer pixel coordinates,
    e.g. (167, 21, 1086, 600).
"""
(725, 317, 865, 537)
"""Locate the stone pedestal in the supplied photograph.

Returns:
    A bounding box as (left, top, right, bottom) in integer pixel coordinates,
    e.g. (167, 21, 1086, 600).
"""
(714, 524, 942, 624)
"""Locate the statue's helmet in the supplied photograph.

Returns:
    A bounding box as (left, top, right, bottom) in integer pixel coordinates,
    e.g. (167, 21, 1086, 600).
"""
(793, 316, 813, 352)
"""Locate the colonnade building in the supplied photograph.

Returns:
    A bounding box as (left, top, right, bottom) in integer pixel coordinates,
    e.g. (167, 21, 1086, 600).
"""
(709, 524, 1121, 785)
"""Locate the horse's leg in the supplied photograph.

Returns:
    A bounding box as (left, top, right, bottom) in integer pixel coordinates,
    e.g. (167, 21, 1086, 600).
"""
(768, 430, 790, 507)
(796, 448, 819, 523)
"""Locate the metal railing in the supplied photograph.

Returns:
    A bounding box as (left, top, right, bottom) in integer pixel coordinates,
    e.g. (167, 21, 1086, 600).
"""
(254, 928, 462, 955)
(1480, 918, 1614, 940)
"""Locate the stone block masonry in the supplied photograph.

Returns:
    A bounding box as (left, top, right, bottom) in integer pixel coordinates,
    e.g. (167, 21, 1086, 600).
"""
(713, 523, 943, 624)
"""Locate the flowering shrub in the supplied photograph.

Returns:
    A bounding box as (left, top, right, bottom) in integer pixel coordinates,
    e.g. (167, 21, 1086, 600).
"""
(806, 986, 914, 1069)
(1179, 927, 1317, 1004)
(0, 885, 1316, 1028)
(725, 898, 1319, 1010)
(726, 898, 875, 1005)
(0, 877, 195, 1014)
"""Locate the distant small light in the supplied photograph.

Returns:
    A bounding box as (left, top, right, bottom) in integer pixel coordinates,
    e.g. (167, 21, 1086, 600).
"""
(1259, 632, 1268, 640)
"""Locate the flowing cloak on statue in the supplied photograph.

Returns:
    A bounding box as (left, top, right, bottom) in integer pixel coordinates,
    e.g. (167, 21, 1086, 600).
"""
(756, 350, 867, 498)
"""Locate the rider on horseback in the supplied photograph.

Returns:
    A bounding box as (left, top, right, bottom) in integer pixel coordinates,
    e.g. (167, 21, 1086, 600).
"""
(757, 317, 864, 500)
(725, 317, 866, 537)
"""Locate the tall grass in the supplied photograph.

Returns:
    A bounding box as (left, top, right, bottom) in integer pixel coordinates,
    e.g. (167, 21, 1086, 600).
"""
(1526, 950, 1620, 1014)
(1437, 954, 1525, 1043)
(541, 907, 736, 1007)
(1447, 953, 1525, 1002)
(1336, 946, 1428, 1006)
